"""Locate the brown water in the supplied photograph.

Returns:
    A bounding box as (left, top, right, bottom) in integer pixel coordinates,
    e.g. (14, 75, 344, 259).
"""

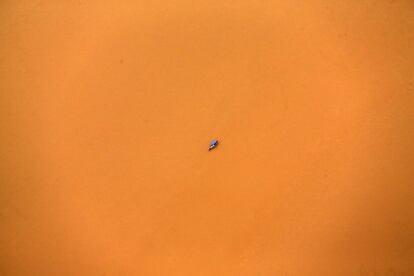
(1, 1, 414, 275)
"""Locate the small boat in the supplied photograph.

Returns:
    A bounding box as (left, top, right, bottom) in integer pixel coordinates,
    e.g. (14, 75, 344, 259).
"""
(208, 139, 219, 151)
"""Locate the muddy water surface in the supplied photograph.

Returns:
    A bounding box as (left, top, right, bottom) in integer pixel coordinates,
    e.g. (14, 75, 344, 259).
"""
(1, 1, 414, 275)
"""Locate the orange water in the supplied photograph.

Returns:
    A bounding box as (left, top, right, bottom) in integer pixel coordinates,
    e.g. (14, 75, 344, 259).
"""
(1, 1, 414, 275)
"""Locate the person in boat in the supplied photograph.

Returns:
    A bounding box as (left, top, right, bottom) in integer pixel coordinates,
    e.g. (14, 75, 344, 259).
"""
(209, 139, 219, 151)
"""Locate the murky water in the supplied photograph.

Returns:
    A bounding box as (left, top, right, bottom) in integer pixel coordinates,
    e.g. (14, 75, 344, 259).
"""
(1, 1, 413, 275)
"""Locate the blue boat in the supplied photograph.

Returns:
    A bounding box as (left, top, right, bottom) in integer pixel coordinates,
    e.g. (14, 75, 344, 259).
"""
(208, 139, 219, 151)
